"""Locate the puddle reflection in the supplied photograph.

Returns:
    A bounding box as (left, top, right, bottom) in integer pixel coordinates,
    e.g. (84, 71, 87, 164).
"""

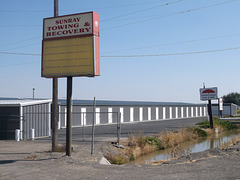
(131, 131, 238, 164)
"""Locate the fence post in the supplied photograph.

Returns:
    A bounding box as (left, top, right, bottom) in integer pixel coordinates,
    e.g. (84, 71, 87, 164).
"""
(20, 115, 23, 140)
(91, 97, 96, 155)
(15, 129, 20, 141)
(82, 112, 85, 141)
(117, 112, 121, 144)
(30, 129, 35, 140)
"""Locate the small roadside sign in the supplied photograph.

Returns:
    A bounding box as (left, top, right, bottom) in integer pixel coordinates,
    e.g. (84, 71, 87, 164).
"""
(199, 87, 218, 101)
(219, 98, 223, 111)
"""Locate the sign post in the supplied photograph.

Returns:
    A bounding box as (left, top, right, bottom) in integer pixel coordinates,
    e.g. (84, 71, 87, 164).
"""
(218, 98, 223, 117)
(42, 11, 100, 156)
(66, 77, 72, 156)
(200, 87, 218, 129)
(52, 0, 59, 152)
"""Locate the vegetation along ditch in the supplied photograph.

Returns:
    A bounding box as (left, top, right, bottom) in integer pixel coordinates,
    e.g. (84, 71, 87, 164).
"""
(103, 117, 240, 165)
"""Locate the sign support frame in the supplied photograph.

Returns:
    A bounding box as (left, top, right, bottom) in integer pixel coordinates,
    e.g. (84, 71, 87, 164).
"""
(66, 76, 73, 156)
(208, 100, 214, 129)
(200, 86, 217, 129)
(52, 0, 59, 152)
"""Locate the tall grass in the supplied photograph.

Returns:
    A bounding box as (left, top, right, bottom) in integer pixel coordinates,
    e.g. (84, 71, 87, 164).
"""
(196, 117, 238, 131)
(106, 127, 207, 164)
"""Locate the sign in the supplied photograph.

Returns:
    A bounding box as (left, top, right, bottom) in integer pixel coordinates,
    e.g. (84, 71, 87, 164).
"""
(41, 11, 100, 78)
(43, 12, 99, 40)
(219, 98, 223, 111)
(199, 87, 218, 101)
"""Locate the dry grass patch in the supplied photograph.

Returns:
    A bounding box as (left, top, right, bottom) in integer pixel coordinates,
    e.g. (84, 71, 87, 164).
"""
(105, 127, 208, 164)
(25, 155, 38, 160)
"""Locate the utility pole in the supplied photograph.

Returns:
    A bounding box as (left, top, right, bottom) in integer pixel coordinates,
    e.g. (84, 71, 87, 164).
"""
(66, 77, 73, 156)
(208, 99, 214, 129)
(52, 0, 59, 152)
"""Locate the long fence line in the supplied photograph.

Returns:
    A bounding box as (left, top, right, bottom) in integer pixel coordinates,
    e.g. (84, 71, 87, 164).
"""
(59, 105, 207, 128)
(2, 104, 207, 140)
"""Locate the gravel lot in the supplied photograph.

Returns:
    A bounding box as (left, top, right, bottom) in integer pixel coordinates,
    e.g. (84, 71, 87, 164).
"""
(1, 138, 240, 180)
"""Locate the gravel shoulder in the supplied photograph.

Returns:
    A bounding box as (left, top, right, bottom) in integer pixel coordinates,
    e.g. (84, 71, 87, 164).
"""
(1, 139, 240, 180)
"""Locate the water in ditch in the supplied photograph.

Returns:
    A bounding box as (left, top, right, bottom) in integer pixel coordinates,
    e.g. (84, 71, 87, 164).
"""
(131, 130, 239, 165)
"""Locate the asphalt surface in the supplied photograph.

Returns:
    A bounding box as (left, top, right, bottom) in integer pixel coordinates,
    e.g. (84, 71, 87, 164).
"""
(37, 117, 206, 143)
(1, 135, 240, 180)
(1, 116, 240, 180)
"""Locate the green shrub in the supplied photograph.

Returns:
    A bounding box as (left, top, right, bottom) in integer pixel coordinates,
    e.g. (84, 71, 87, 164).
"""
(192, 127, 208, 137)
(197, 118, 238, 131)
(145, 136, 163, 150)
(196, 120, 210, 128)
(219, 120, 238, 130)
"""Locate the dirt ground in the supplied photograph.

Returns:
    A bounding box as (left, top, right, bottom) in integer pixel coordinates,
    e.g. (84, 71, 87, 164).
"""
(1, 139, 240, 180)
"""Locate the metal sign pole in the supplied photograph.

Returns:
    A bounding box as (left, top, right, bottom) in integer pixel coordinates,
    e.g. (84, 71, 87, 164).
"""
(66, 77, 73, 156)
(208, 100, 214, 129)
(52, 0, 59, 152)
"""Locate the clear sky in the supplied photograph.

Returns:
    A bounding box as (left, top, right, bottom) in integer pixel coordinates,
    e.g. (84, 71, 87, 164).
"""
(0, 0, 240, 103)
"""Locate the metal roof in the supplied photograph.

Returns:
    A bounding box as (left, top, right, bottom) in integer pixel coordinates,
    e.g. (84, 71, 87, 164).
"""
(59, 99, 199, 106)
(0, 98, 204, 107)
(0, 98, 52, 107)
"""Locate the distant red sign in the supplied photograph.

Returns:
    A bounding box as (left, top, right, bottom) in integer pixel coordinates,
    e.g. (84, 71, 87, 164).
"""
(200, 87, 218, 101)
(202, 89, 216, 94)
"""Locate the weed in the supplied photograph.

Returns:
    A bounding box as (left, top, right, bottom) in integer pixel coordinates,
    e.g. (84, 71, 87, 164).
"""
(196, 120, 210, 128)
(105, 124, 236, 165)
(105, 152, 128, 165)
(197, 118, 238, 131)
(145, 136, 163, 149)
(25, 155, 38, 160)
(191, 127, 208, 137)
(218, 120, 238, 130)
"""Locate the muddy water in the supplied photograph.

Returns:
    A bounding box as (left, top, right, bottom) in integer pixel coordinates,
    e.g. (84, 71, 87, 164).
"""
(131, 131, 239, 164)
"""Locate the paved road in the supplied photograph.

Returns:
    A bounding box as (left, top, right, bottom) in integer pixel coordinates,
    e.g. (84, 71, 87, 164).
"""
(38, 117, 206, 143)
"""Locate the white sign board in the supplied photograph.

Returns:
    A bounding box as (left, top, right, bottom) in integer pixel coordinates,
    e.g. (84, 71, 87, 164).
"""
(43, 12, 99, 40)
(199, 87, 218, 101)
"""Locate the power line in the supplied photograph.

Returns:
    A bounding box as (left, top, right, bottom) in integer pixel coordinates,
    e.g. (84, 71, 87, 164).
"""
(1, 0, 237, 29)
(101, 33, 240, 54)
(101, 0, 183, 22)
(61, 0, 171, 13)
(101, 46, 240, 58)
(0, 36, 41, 48)
(1, 32, 239, 54)
(1, 43, 40, 51)
(1, 46, 240, 58)
(1, 46, 239, 68)
(0, 61, 39, 68)
(102, 0, 239, 30)
(0, 0, 170, 13)
(0, 52, 40, 56)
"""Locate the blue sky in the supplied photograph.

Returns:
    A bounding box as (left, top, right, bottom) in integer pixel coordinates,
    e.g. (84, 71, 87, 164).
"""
(0, 0, 240, 103)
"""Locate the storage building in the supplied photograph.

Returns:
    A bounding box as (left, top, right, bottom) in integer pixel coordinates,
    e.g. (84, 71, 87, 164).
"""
(0, 98, 51, 140)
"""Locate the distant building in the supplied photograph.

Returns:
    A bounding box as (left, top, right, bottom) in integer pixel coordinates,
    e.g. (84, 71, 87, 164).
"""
(212, 103, 237, 117)
(1, 98, 209, 140)
(0, 98, 51, 140)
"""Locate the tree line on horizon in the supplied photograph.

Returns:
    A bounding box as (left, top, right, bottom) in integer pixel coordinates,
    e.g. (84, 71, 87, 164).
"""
(222, 92, 240, 106)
